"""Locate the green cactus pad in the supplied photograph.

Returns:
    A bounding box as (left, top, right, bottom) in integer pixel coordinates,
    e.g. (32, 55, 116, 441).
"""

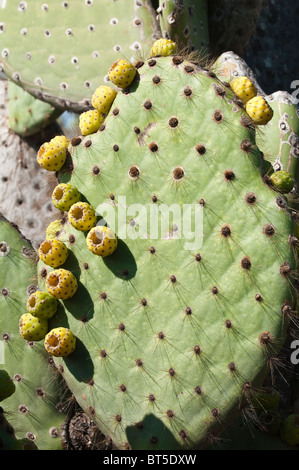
(0, 215, 67, 450)
(36, 54, 297, 450)
(8, 81, 62, 137)
(0, 0, 160, 112)
(255, 92, 299, 184)
(158, 0, 209, 52)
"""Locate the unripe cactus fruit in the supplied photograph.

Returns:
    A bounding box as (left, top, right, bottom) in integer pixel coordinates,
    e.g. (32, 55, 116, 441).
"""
(46, 220, 63, 239)
(37, 140, 67, 171)
(26, 291, 58, 320)
(86, 226, 117, 257)
(229, 76, 257, 103)
(245, 96, 274, 125)
(0, 370, 16, 402)
(150, 38, 178, 57)
(38, 239, 68, 268)
(108, 59, 136, 88)
(79, 109, 105, 136)
(91, 86, 117, 114)
(45, 269, 78, 300)
(19, 313, 48, 341)
(269, 170, 294, 194)
(52, 183, 81, 212)
(68, 202, 97, 231)
(44, 327, 76, 357)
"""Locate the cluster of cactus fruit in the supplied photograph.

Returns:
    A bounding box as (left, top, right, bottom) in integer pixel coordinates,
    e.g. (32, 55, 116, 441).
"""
(0, 1, 299, 451)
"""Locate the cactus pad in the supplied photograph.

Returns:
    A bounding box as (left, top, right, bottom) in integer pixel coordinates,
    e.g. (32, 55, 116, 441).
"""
(8, 81, 62, 137)
(35, 54, 297, 450)
(0, 215, 67, 449)
(0, 0, 160, 112)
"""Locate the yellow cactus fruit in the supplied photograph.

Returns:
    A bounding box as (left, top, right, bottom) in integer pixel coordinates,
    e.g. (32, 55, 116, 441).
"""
(245, 96, 274, 125)
(230, 76, 257, 103)
(86, 226, 118, 257)
(44, 327, 76, 357)
(68, 201, 97, 231)
(79, 109, 105, 136)
(150, 38, 178, 57)
(108, 59, 136, 88)
(91, 86, 117, 114)
(38, 239, 68, 268)
(46, 268, 78, 300)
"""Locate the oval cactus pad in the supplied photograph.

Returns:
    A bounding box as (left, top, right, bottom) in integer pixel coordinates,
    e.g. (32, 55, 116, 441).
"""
(36, 54, 297, 450)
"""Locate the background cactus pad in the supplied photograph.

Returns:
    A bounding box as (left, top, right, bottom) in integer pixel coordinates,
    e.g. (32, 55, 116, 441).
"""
(0, 0, 160, 111)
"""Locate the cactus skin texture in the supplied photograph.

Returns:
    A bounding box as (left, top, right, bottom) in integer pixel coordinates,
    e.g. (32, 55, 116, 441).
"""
(33, 51, 298, 450)
(0, 215, 67, 450)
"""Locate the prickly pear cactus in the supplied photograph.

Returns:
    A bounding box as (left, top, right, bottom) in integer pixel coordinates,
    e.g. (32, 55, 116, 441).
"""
(0, 215, 67, 450)
(8, 81, 62, 137)
(0, 0, 160, 112)
(35, 51, 297, 450)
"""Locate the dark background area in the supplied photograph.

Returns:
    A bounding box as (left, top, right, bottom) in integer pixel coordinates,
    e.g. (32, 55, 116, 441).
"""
(244, 0, 299, 95)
